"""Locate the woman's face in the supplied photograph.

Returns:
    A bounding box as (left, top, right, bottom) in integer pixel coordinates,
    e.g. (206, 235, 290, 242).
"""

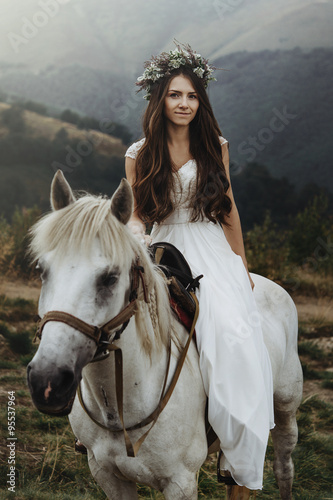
(164, 75, 199, 127)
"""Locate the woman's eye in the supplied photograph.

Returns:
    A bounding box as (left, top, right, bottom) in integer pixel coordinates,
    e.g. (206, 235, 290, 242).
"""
(169, 93, 179, 98)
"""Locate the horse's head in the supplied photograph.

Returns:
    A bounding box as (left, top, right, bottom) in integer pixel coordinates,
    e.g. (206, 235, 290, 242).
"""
(27, 171, 148, 415)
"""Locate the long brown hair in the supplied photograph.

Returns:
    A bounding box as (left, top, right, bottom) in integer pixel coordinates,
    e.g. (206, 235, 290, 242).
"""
(132, 66, 232, 225)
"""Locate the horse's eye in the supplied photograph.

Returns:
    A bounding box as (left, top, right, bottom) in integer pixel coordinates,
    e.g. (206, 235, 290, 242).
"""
(36, 261, 48, 282)
(99, 272, 118, 289)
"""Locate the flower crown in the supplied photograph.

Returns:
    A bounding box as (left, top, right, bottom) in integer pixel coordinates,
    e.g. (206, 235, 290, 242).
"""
(136, 41, 217, 100)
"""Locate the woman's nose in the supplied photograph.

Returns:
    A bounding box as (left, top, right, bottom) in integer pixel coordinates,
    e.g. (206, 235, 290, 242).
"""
(179, 97, 189, 108)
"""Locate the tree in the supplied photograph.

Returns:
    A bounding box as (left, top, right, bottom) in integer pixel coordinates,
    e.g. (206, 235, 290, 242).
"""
(60, 109, 81, 125)
(1, 104, 25, 133)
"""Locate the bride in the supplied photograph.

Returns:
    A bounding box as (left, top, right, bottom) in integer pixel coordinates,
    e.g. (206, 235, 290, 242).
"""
(124, 42, 275, 493)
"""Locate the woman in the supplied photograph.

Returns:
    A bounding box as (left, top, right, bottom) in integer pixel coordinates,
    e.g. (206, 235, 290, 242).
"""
(125, 42, 274, 492)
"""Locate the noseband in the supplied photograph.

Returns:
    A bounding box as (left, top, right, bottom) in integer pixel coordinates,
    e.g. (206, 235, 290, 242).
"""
(34, 258, 148, 351)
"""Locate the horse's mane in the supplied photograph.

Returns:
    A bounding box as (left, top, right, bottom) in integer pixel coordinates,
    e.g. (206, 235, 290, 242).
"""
(29, 194, 171, 357)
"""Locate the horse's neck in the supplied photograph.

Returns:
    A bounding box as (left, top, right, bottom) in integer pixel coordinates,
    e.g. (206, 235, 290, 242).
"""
(81, 321, 170, 429)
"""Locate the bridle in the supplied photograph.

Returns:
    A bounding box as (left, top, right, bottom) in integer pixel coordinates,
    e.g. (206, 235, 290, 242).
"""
(34, 258, 148, 349)
(34, 256, 198, 458)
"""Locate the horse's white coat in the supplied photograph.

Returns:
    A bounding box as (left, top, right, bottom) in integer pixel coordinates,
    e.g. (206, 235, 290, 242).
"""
(28, 173, 303, 500)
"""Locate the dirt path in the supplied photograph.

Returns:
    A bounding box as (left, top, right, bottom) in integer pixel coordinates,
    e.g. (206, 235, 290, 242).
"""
(293, 294, 333, 324)
(0, 277, 40, 302)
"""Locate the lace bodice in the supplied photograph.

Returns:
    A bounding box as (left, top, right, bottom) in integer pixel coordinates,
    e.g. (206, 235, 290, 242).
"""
(125, 136, 228, 224)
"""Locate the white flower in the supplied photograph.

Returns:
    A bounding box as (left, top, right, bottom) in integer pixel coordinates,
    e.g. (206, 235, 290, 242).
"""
(193, 67, 205, 78)
(169, 59, 181, 69)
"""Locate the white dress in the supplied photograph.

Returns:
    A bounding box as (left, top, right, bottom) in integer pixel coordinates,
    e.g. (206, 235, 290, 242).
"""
(125, 138, 275, 490)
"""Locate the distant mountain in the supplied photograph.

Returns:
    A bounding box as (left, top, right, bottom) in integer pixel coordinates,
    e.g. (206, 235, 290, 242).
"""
(211, 47, 333, 191)
(0, 0, 331, 74)
(0, 47, 332, 192)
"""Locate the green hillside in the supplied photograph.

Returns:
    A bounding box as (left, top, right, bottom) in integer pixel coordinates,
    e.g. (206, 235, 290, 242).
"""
(0, 103, 127, 220)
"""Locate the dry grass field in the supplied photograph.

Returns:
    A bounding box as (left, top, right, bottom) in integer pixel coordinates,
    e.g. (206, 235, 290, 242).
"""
(0, 103, 126, 158)
(0, 275, 332, 500)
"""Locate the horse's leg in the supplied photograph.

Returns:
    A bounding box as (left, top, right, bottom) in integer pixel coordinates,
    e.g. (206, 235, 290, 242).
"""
(88, 454, 138, 500)
(226, 485, 252, 499)
(271, 356, 302, 500)
(271, 406, 298, 500)
(162, 472, 198, 500)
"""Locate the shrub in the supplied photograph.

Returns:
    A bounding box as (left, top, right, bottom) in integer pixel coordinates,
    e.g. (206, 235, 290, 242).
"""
(60, 108, 81, 125)
(288, 195, 330, 266)
(21, 100, 47, 115)
(0, 206, 41, 278)
(244, 211, 289, 279)
(8, 331, 32, 355)
(0, 104, 26, 133)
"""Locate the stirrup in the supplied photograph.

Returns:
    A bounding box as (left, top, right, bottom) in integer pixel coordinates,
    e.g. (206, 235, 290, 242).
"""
(217, 450, 237, 485)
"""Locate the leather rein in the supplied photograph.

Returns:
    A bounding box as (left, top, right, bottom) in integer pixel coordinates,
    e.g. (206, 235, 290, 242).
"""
(34, 257, 198, 458)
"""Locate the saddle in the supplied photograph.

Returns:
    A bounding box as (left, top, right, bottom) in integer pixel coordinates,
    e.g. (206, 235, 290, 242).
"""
(149, 241, 203, 323)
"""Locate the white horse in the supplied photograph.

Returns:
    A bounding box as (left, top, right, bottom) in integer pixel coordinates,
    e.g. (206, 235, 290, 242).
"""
(27, 171, 303, 500)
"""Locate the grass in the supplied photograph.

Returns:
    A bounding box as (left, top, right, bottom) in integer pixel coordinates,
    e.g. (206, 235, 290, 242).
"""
(0, 295, 36, 322)
(290, 270, 333, 298)
(0, 360, 19, 369)
(301, 363, 333, 381)
(0, 283, 333, 499)
(298, 341, 327, 361)
(0, 395, 332, 499)
(322, 380, 333, 390)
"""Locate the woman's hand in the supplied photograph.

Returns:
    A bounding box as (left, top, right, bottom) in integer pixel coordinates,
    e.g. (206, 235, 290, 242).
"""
(127, 220, 152, 247)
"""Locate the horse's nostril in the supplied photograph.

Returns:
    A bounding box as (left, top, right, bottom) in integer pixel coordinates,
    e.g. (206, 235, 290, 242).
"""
(57, 370, 75, 391)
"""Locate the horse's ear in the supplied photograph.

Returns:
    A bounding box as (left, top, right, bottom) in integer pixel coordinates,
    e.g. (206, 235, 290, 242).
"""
(50, 170, 75, 211)
(110, 178, 133, 225)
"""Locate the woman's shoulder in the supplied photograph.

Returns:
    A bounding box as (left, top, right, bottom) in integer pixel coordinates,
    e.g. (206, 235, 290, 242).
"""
(219, 136, 228, 146)
(125, 138, 146, 160)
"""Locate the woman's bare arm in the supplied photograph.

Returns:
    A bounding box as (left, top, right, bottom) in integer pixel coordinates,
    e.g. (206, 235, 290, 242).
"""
(221, 144, 254, 289)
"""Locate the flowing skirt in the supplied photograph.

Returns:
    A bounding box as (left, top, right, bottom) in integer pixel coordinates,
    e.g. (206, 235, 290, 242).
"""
(151, 218, 275, 489)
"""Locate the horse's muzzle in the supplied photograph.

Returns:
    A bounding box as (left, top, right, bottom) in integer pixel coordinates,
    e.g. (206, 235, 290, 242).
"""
(27, 363, 78, 416)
